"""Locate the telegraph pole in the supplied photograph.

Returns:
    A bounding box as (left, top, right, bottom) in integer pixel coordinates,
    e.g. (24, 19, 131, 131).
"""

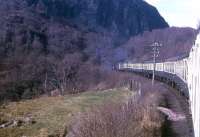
(151, 42, 162, 86)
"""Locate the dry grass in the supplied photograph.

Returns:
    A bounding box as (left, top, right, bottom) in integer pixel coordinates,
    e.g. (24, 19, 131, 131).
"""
(68, 91, 164, 137)
(0, 88, 132, 137)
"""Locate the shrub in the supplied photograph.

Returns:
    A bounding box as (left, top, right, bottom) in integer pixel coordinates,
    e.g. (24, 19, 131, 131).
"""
(68, 92, 164, 137)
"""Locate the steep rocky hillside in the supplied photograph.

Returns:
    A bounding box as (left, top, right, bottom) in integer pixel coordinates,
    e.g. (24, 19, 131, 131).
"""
(2, 0, 197, 102)
(15, 0, 168, 36)
(0, 0, 168, 57)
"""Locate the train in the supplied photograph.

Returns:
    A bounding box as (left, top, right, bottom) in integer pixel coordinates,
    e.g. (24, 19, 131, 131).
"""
(118, 33, 200, 137)
(118, 58, 188, 83)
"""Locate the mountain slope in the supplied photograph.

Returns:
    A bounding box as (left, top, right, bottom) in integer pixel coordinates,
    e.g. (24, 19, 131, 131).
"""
(121, 27, 197, 62)
(0, 0, 168, 40)
(0, 0, 170, 101)
(25, 0, 168, 37)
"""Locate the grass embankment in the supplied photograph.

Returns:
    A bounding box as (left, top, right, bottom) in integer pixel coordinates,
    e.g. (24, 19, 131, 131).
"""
(69, 90, 165, 137)
(0, 88, 132, 137)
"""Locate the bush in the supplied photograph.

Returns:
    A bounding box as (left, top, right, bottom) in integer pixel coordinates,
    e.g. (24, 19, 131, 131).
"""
(68, 92, 164, 137)
(0, 80, 42, 103)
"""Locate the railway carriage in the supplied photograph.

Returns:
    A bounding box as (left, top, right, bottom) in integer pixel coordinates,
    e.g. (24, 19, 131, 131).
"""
(118, 33, 200, 137)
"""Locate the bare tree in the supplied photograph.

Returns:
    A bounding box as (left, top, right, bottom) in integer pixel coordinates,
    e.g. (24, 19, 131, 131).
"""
(48, 53, 82, 94)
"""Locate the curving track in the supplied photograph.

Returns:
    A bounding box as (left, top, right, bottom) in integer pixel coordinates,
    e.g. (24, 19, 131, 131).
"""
(128, 74, 194, 137)
(118, 33, 200, 137)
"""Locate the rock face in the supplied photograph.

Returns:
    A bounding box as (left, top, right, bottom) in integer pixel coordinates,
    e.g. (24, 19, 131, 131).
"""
(44, 0, 169, 37)
(0, 0, 169, 61)
(0, 0, 168, 39)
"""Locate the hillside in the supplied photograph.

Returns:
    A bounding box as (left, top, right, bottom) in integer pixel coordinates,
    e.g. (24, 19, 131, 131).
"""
(0, 0, 197, 103)
(0, 0, 169, 57)
(0, 0, 170, 102)
(121, 27, 197, 62)
(0, 89, 132, 137)
(0, 0, 168, 36)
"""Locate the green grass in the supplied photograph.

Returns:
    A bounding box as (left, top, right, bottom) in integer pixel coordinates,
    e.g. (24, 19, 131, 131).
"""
(0, 88, 133, 137)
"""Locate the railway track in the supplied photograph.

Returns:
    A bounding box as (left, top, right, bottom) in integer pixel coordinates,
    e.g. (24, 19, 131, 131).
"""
(118, 33, 200, 137)
(160, 83, 194, 137)
(131, 74, 194, 137)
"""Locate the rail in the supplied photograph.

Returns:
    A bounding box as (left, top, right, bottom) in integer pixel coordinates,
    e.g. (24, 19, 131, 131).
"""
(118, 33, 200, 137)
